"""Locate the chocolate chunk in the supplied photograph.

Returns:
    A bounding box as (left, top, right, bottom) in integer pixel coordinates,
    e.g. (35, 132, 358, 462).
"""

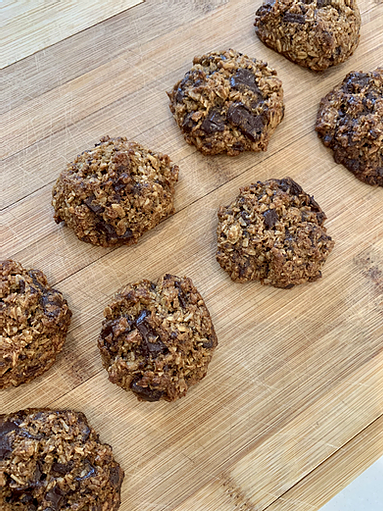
(0, 420, 20, 459)
(278, 178, 303, 196)
(182, 112, 197, 132)
(200, 109, 225, 134)
(175, 88, 184, 103)
(345, 72, 371, 93)
(284, 283, 295, 289)
(51, 461, 73, 475)
(45, 486, 64, 510)
(84, 195, 104, 215)
(135, 310, 168, 358)
(109, 465, 123, 487)
(18, 279, 26, 294)
(263, 209, 279, 229)
(131, 382, 164, 402)
(202, 338, 215, 349)
(174, 280, 187, 309)
(228, 103, 264, 141)
(120, 228, 133, 240)
(113, 172, 131, 193)
(95, 221, 118, 240)
(316, 0, 331, 7)
(282, 13, 305, 24)
(81, 425, 91, 442)
(40, 293, 63, 319)
(230, 68, 262, 96)
(232, 142, 245, 152)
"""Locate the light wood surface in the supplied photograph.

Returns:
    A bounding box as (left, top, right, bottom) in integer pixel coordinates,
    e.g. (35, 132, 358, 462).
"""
(1, 0, 142, 69)
(2, 1, 383, 510)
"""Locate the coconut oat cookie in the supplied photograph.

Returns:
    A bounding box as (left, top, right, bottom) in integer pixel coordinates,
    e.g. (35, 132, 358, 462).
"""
(168, 49, 284, 156)
(254, 0, 361, 71)
(316, 69, 383, 186)
(0, 408, 124, 511)
(52, 136, 179, 247)
(1, 260, 72, 389)
(216, 178, 334, 288)
(98, 274, 218, 402)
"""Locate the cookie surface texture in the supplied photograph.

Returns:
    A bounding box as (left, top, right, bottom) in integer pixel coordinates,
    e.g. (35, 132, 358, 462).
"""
(254, 0, 361, 71)
(1, 260, 72, 389)
(52, 136, 179, 247)
(168, 49, 284, 155)
(98, 274, 218, 402)
(0, 408, 124, 511)
(316, 69, 383, 186)
(216, 178, 334, 288)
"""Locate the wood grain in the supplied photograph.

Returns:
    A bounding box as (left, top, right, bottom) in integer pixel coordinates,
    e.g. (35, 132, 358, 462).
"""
(265, 415, 383, 510)
(1, 0, 142, 69)
(2, 1, 383, 510)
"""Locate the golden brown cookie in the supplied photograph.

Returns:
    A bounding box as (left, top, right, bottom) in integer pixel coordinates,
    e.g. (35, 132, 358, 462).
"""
(0, 408, 124, 511)
(52, 136, 179, 247)
(98, 274, 218, 402)
(168, 49, 284, 155)
(316, 69, 383, 186)
(254, 0, 361, 71)
(1, 260, 72, 389)
(216, 178, 334, 288)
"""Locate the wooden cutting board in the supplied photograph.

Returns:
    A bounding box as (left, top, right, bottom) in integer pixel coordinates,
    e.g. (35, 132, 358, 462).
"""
(2, 1, 383, 510)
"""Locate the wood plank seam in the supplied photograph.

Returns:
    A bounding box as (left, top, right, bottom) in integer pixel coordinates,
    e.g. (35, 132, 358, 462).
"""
(1, 0, 144, 69)
(261, 412, 383, 511)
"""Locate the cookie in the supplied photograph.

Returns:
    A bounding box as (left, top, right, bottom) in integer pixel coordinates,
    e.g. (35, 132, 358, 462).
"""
(1, 260, 72, 389)
(0, 408, 124, 511)
(216, 178, 334, 287)
(254, 0, 361, 71)
(168, 49, 284, 156)
(52, 136, 179, 247)
(98, 274, 218, 402)
(316, 69, 383, 186)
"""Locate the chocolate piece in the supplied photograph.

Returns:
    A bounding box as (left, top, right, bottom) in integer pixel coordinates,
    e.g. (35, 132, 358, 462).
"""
(200, 109, 225, 134)
(282, 12, 305, 24)
(230, 68, 262, 96)
(98, 275, 218, 402)
(131, 382, 164, 402)
(228, 103, 264, 140)
(263, 209, 279, 229)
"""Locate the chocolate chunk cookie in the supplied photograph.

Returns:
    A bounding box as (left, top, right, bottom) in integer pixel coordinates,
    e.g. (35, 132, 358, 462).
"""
(168, 49, 284, 155)
(1, 260, 72, 389)
(98, 274, 218, 402)
(316, 69, 383, 186)
(52, 136, 179, 247)
(1, 408, 124, 511)
(216, 178, 334, 287)
(254, 0, 361, 71)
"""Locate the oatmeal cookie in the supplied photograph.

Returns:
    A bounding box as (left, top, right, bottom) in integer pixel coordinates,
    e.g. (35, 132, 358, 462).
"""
(254, 0, 361, 71)
(98, 274, 218, 402)
(316, 69, 383, 186)
(52, 136, 179, 247)
(1, 260, 72, 389)
(0, 408, 124, 511)
(167, 49, 284, 156)
(216, 178, 334, 287)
